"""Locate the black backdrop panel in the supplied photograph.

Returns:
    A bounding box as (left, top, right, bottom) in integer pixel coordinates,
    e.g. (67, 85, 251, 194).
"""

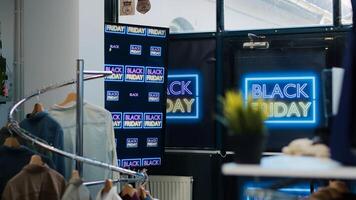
(234, 48, 327, 150)
(166, 39, 216, 148)
(104, 23, 168, 168)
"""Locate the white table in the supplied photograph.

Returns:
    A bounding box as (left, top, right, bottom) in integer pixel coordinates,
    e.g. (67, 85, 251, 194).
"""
(222, 155, 356, 180)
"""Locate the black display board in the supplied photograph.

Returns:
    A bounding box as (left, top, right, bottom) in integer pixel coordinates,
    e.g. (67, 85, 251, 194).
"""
(104, 23, 168, 168)
(233, 48, 327, 150)
(165, 39, 216, 148)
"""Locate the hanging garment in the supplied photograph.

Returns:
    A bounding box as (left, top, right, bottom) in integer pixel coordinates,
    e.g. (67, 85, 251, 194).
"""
(49, 102, 119, 195)
(330, 0, 356, 165)
(0, 145, 55, 197)
(19, 111, 65, 175)
(61, 177, 91, 200)
(1, 164, 66, 200)
(96, 186, 122, 200)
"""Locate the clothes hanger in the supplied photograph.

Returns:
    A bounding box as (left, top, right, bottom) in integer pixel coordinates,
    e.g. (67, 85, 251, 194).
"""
(3, 136, 21, 148)
(3, 126, 21, 148)
(29, 154, 44, 166)
(31, 103, 44, 115)
(58, 92, 77, 106)
(136, 168, 148, 199)
(71, 170, 80, 179)
(102, 179, 113, 194)
(31, 90, 44, 115)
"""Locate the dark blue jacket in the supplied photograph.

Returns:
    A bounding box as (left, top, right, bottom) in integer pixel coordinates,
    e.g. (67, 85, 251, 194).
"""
(20, 111, 65, 175)
(330, 0, 356, 165)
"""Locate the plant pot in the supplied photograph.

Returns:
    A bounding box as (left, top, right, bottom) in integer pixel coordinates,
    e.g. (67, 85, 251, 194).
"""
(227, 134, 266, 164)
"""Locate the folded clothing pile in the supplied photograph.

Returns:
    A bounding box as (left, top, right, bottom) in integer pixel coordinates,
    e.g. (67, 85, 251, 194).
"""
(282, 138, 330, 158)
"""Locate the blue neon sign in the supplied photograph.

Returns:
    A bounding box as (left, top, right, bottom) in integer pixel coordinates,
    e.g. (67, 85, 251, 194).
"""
(166, 73, 200, 121)
(243, 73, 318, 126)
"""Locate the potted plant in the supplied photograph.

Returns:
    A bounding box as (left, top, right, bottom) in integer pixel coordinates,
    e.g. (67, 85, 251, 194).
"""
(217, 90, 268, 164)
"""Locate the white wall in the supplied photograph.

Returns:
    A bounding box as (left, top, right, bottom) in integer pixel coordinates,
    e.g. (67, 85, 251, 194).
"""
(79, 0, 105, 107)
(23, 0, 104, 114)
(119, 0, 216, 33)
(0, 0, 14, 125)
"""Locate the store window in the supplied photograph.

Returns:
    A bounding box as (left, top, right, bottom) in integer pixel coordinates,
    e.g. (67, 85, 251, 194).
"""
(118, 0, 216, 33)
(341, 0, 353, 24)
(224, 0, 333, 31)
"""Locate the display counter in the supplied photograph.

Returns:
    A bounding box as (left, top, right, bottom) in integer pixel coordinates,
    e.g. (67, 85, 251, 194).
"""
(222, 155, 356, 180)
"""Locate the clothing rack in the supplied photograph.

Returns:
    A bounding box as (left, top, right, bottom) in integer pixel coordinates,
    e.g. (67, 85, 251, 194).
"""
(7, 59, 147, 183)
(83, 177, 144, 187)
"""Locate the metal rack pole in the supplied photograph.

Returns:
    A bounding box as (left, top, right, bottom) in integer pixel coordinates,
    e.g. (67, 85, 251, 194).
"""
(76, 59, 84, 175)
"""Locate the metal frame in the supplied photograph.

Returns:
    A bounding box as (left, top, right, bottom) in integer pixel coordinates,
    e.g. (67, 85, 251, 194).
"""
(111, 0, 352, 36)
(109, 0, 352, 38)
(76, 59, 84, 174)
(107, 2, 353, 198)
(8, 122, 145, 178)
(84, 176, 144, 186)
(7, 63, 147, 182)
(164, 0, 354, 151)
